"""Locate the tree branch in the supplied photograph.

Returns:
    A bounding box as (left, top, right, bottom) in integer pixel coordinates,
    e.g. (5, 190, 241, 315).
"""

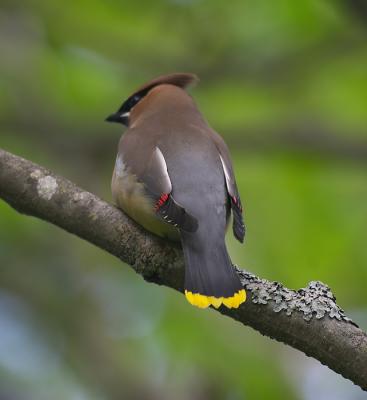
(0, 148, 366, 390)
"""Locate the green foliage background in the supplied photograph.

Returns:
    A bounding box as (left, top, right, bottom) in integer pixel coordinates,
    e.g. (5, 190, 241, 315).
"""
(0, 1, 366, 399)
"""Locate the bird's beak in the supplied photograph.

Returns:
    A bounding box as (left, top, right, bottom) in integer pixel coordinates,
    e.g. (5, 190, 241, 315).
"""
(105, 111, 130, 126)
(105, 113, 120, 123)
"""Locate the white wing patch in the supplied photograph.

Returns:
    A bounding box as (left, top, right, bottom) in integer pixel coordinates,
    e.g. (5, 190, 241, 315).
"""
(219, 154, 233, 194)
(151, 147, 172, 193)
(155, 147, 168, 170)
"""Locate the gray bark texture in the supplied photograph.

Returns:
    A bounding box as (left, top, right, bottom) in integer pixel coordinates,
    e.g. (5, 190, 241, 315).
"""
(0, 148, 366, 390)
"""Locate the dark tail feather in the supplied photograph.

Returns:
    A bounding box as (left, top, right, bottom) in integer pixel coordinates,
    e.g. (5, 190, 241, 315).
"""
(230, 195, 245, 243)
(181, 234, 246, 309)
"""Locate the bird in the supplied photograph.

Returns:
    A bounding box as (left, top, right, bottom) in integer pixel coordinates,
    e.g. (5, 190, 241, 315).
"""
(105, 73, 246, 309)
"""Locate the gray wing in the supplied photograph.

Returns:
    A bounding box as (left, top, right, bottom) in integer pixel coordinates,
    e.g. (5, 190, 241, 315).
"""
(210, 131, 245, 243)
(141, 147, 198, 233)
(141, 147, 172, 197)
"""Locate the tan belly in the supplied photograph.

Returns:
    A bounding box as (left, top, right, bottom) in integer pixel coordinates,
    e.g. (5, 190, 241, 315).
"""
(111, 156, 180, 241)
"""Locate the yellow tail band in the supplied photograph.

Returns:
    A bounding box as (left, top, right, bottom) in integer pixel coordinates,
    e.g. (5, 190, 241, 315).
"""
(185, 289, 246, 309)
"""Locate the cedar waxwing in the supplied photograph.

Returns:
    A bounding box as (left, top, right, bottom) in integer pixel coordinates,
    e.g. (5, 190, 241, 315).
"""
(106, 73, 246, 309)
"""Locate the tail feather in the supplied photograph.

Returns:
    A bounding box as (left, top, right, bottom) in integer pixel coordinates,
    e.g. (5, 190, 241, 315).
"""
(185, 289, 246, 309)
(181, 233, 246, 309)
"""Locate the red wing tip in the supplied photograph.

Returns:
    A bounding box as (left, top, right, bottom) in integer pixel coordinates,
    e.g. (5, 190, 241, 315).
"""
(154, 193, 170, 211)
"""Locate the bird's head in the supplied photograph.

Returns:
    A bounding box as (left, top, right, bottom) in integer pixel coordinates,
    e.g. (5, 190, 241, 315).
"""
(105, 73, 198, 127)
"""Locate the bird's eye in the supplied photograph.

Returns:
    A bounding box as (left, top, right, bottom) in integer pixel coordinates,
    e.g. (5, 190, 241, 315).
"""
(126, 95, 140, 110)
(118, 93, 143, 116)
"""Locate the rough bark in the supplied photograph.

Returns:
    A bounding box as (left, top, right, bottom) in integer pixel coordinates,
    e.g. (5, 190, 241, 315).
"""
(0, 148, 366, 390)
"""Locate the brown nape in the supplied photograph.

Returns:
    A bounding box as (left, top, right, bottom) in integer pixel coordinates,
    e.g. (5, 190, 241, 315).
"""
(134, 72, 199, 97)
(122, 73, 199, 127)
(129, 84, 197, 127)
